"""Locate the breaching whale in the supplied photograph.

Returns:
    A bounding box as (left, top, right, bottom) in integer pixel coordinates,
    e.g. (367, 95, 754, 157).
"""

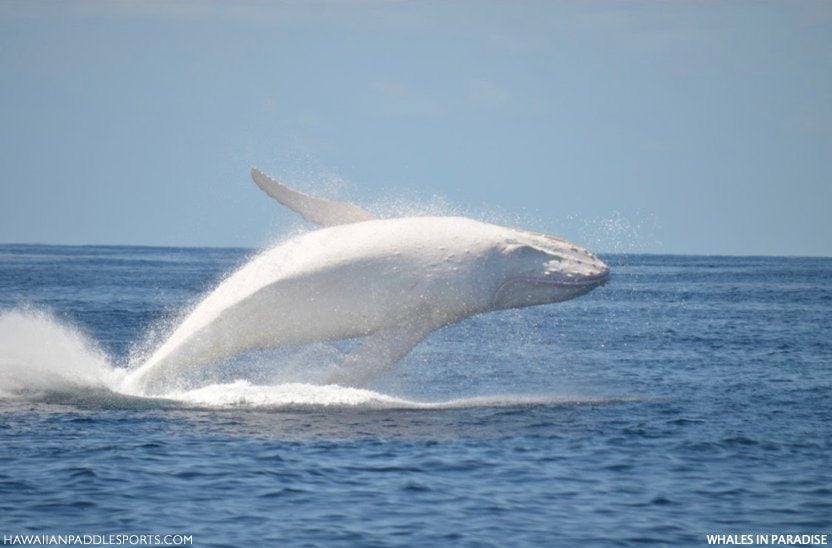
(122, 168, 610, 394)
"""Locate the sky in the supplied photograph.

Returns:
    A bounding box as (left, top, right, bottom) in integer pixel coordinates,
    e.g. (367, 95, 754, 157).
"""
(1, 1, 830, 256)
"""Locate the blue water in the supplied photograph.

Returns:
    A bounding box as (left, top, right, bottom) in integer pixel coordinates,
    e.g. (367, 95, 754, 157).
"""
(1, 244, 830, 546)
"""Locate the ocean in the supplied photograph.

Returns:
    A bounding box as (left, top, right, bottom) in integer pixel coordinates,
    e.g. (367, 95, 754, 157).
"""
(0, 244, 829, 547)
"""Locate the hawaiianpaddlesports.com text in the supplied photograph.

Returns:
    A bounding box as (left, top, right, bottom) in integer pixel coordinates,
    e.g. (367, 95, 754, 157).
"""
(2, 534, 192, 546)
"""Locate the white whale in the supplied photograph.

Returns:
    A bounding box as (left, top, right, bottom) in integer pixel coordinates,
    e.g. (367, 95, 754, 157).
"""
(122, 168, 610, 394)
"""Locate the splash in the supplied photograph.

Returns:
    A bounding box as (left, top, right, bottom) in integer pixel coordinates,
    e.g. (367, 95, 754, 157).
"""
(569, 209, 663, 254)
(0, 308, 620, 411)
(0, 309, 123, 398)
(168, 380, 623, 410)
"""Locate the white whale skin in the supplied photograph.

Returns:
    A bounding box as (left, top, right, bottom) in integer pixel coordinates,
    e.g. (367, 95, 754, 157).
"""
(123, 173, 609, 394)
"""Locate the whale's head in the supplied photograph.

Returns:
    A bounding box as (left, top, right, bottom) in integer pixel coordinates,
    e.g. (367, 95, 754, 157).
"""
(490, 229, 610, 310)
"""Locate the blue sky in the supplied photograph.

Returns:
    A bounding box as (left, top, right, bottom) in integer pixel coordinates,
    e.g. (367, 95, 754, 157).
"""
(1, 1, 830, 256)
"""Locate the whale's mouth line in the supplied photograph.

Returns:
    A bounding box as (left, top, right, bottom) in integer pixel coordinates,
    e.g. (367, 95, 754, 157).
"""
(505, 271, 611, 289)
(491, 271, 610, 307)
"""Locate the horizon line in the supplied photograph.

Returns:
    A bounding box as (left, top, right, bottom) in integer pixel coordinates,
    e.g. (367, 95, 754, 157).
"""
(0, 241, 829, 260)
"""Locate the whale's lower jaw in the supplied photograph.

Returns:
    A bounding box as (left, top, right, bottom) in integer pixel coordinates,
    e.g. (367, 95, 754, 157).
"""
(491, 271, 610, 309)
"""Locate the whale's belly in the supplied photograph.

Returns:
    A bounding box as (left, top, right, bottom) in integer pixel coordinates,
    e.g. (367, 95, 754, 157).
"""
(123, 258, 439, 393)
(201, 265, 427, 351)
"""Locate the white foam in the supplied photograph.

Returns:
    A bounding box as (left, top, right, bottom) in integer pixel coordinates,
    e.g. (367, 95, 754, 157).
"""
(0, 308, 124, 397)
(164, 380, 408, 408)
(158, 379, 614, 410)
(0, 308, 621, 411)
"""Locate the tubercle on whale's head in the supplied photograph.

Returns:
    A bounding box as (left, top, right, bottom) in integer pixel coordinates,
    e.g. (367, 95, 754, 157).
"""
(490, 229, 610, 310)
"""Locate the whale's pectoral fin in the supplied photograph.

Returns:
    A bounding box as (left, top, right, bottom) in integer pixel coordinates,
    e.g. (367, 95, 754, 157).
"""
(326, 320, 437, 386)
(251, 167, 375, 226)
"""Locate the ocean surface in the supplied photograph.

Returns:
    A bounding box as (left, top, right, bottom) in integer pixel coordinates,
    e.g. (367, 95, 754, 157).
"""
(0, 244, 830, 547)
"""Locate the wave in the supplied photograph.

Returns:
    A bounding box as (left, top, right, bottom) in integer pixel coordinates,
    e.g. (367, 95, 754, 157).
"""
(0, 308, 622, 411)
